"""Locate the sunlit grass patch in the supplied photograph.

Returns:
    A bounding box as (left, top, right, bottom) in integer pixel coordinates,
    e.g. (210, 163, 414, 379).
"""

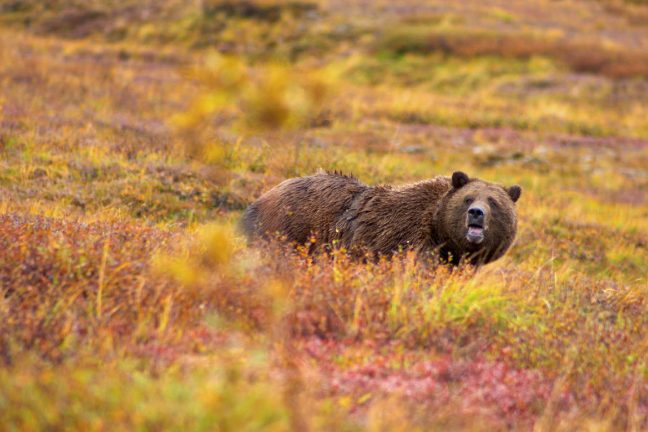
(375, 25, 648, 79)
(605, 243, 648, 279)
(559, 192, 648, 237)
(353, 83, 648, 138)
(421, 271, 511, 329)
(348, 54, 558, 95)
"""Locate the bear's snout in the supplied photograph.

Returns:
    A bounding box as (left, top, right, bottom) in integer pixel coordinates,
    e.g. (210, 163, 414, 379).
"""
(466, 203, 487, 244)
(467, 205, 485, 222)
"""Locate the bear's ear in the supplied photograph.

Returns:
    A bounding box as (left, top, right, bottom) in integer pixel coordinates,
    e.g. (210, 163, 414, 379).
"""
(451, 171, 470, 189)
(508, 185, 522, 203)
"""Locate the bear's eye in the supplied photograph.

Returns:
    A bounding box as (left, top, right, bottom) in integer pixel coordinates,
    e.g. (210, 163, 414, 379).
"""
(464, 197, 474, 205)
(488, 197, 499, 208)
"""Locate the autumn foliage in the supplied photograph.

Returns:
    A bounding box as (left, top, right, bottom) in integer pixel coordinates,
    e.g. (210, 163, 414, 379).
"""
(1, 0, 648, 430)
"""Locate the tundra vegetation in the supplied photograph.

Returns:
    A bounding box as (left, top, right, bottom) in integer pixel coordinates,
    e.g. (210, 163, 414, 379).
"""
(0, 0, 647, 430)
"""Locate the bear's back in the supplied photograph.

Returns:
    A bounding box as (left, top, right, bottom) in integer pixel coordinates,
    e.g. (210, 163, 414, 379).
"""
(241, 171, 368, 246)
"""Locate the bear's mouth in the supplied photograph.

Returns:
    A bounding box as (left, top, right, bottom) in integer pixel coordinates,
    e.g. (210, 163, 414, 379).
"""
(466, 223, 485, 244)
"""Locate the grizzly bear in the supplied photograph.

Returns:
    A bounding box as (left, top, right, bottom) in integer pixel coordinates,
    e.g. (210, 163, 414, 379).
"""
(241, 171, 521, 265)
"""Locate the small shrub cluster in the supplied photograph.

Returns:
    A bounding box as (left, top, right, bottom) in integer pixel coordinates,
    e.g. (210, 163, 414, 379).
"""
(0, 214, 180, 364)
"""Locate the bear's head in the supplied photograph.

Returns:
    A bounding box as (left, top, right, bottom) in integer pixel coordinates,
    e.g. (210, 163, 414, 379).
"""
(435, 171, 521, 265)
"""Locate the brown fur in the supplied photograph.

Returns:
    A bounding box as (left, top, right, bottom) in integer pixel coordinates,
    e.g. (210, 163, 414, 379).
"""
(241, 170, 521, 265)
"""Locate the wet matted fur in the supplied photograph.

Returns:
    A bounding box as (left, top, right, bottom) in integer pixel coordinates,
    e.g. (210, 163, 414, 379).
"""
(241, 170, 521, 265)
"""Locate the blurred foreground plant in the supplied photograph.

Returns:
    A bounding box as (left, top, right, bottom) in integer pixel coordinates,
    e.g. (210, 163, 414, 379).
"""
(173, 52, 336, 180)
(153, 223, 316, 430)
(0, 354, 290, 432)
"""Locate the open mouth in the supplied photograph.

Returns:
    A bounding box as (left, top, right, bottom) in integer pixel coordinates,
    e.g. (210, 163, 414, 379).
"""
(466, 224, 485, 244)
